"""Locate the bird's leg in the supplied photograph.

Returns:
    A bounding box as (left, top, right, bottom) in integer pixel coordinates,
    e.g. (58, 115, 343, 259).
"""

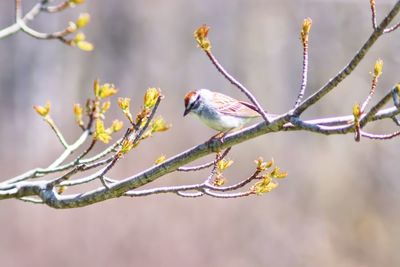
(208, 129, 232, 144)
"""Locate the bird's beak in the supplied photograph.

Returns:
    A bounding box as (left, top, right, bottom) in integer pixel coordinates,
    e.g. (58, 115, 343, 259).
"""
(183, 108, 190, 117)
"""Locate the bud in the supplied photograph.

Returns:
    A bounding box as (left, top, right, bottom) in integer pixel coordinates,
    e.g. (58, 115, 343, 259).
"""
(111, 120, 123, 132)
(74, 32, 86, 42)
(373, 59, 383, 78)
(194, 24, 211, 51)
(118, 97, 131, 111)
(72, 32, 93, 51)
(300, 17, 312, 44)
(353, 102, 361, 118)
(76, 13, 90, 28)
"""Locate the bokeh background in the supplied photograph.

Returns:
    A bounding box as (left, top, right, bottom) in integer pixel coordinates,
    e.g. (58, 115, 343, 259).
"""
(1, 0, 400, 266)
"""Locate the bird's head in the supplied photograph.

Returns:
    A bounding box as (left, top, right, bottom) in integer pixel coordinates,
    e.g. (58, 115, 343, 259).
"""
(183, 90, 201, 116)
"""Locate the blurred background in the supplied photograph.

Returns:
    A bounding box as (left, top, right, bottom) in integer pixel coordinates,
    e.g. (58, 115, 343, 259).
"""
(1, 0, 400, 266)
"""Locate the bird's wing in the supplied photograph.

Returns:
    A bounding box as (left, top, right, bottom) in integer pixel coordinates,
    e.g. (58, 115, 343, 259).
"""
(213, 92, 261, 118)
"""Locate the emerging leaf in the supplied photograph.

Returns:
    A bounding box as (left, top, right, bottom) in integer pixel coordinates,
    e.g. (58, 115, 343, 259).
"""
(270, 166, 288, 179)
(144, 87, 160, 109)
(255, 157, 273, 171)
(154, 155, 166, 165)
(73, 103, 84, 126)
(120, 139, 134, 154)
(33, 101, 51, 117)
(300, 17, 312, 44)
(98, 83, 118, 99)
(101, 101, 111, 114)
(252, 175, 278, 195)
(151, 116, 171, 132)
(217, 159, 234, 172)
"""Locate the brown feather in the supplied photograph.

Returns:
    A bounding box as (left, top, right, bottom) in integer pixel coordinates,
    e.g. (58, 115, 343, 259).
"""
(212, 91, 261, 118)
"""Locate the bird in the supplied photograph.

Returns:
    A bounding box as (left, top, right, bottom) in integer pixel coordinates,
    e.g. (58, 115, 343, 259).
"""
(183, 89, 263, 138)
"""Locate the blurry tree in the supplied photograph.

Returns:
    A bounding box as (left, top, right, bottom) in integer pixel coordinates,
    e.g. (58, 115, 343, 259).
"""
(1, 0, 400, 209)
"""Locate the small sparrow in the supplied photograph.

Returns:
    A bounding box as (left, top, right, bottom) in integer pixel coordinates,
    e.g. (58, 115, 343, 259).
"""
(183, 89, 263, 135)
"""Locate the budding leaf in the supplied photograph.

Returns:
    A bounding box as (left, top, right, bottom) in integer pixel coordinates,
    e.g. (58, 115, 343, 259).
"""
(94, 119, 111, 143)
(194, 24, 211, 51)
(144, 87, 160, 109)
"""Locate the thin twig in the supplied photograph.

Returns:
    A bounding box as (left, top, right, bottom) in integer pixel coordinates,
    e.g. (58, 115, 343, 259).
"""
(75, 139, 97, 162)
(205, 170, 261, 192)
(17, 20, 71, 44)
(384, 22, 400, 33)
(46, 117, 69, 149)
(361, 130, 400, 140)
(177, 147, 231, 172)
(41, 1, 70, 13)
(294, 18, 312, 109)
(15, 0, 22, 20)
(203, 189, 254, 198)
(370, 0, 378, 30)
(205, 50, 270, 124)
(359, 85, 396, 127)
